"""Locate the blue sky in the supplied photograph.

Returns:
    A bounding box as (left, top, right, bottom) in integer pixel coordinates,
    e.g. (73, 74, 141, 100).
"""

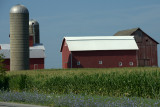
(0, 0, 160, 68)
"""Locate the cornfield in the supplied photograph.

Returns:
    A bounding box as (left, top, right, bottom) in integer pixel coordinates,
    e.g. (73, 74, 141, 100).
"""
(1, 67, 160, 98)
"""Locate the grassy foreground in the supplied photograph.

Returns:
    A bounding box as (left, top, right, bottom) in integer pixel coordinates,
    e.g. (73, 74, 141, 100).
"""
(0, 91, 160, 106)
(1, 67, 160, 98)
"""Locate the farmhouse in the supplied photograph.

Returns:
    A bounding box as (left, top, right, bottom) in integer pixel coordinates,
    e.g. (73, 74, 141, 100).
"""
(60, 36, 138, 68)
(114, 28, 159, 67)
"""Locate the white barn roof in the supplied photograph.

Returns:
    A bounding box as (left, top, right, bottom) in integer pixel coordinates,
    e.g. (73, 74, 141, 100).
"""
(62, 36, 138, 51)
(0, 44, 45, 59)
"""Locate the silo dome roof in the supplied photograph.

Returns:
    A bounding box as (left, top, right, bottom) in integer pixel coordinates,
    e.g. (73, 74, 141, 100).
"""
(10, 4, 29, 14)
(29, 19, 39, 26)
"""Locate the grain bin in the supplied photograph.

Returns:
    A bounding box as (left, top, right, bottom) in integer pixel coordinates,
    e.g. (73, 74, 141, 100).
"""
(29, 19, 40, 44)
(10, 4, 29, 71)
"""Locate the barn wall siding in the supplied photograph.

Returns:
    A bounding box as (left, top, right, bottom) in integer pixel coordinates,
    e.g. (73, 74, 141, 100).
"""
(62, 40, 71, 68)
(132, 29, 158, 67)
(71, 50, 137, 68)
(3, 58, 44, 71)
(30, 58, 44, 70)
(29, 36, 34, 46)
(4, 59, 10, 70)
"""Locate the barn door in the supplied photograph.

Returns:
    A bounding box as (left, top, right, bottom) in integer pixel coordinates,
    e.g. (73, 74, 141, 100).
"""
(34, 64, 38, 70)
(144, 59, 150, 67)
(138, 59, 145, 67)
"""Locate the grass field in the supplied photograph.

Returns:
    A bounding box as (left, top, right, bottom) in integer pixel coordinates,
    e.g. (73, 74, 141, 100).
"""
(0, 67, 160, 99)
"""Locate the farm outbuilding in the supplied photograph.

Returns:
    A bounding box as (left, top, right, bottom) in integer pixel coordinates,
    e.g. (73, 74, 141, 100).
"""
(60, 36, 138, 68)
(114, 28, 159, 67)
(0, 44, 45, 70)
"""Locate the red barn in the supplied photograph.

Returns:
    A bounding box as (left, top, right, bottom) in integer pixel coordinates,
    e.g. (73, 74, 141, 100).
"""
(60, 36, 138, 68)
(114, 28, 159, 67)
(0, 44, 45, 70)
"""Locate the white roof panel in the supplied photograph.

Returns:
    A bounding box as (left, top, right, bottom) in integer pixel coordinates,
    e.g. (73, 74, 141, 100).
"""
(0, 44, 45, 59)
(0, 44, 10, 50)
(30, 44, 45, 50)
(64, 36, 138, 51)
(0, 50, 10, 59)
(30, 49, 45, 58)
(0, 44, 45, 50)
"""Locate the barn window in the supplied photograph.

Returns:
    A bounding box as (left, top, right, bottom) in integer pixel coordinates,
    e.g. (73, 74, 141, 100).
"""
(129, 62, 133, 66)
(99, 61, 102, 64)
(119, 62, 122, 66)
(77, 61, 80, 65)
